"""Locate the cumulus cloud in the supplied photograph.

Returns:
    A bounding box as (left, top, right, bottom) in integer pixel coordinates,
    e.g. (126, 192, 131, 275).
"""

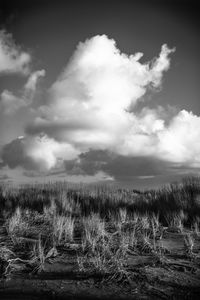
(64, 150, 173, 179)
(26, 35, 175, 153)
(157, 110, 200, 166)
(0, 69, 45, 114)
(64, 149, 200, 183)
(49, 36, 174, 114)
(1, 135, 79, 171)
(3, 35, 200, 174)
(0, 30, 31, 75)
(0, 90, 25, 115)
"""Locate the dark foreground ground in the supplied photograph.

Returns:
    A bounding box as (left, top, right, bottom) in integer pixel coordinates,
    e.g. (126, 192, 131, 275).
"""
(1, 179, 200, 300)
(1, 220, 200, 300)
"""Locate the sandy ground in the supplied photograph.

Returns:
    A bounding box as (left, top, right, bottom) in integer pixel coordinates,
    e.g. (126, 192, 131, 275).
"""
(1, 219, 200, 299)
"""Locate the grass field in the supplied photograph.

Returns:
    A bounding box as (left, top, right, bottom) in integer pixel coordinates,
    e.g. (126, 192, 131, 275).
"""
(0, 176, 200, 299)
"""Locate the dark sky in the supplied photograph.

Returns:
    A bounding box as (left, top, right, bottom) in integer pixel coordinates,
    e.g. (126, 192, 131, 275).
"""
(0, 0, 199, 189)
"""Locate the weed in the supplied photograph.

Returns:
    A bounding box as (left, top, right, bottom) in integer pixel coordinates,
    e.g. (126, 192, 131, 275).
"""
(7, 207, 29, 242)
(165, 210, 185, 232)
(30, 235, 47, 272)
(53, 214, 74, 245)
(192, 216, 200, 238)
(82, 213, 106, 251)
(183, 233, 194, 257)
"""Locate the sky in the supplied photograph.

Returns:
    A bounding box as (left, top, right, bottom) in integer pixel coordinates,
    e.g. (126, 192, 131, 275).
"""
(0, 0, 199, 189)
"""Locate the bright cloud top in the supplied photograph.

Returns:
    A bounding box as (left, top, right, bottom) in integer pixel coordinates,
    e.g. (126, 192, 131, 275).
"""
(49, 36, 174, 115)
(26, 36, 174, 153)
(2, 35, 200, 173)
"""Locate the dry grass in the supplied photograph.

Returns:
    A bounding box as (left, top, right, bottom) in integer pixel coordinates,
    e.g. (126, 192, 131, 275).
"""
(53, 214, 75, 245)
(183, 233, 194, 256)
(165, 210, 186, 233)
(192, 216, 200, 238)
(58, 191, 81, 215)
(82, 213, 106, 252)
(1, 176, 200, 280)
(77, 223, 131, 281)
(30, 235, 47, 272)
(43, 197, 57, 220)
(7, 207, 29, 241)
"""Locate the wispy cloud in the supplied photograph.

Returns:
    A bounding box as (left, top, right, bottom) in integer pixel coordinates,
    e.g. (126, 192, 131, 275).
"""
(0, 174, 9, 181)
(0, 30, 31, 75)
(0, 90, 24, 115)
(0, 30, 45, 115)
(137, 176, 155, 179)
(0, 69, 45, 114)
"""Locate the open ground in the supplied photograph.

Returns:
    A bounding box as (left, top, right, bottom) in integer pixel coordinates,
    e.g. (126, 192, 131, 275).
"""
(0, 177, 200, 299)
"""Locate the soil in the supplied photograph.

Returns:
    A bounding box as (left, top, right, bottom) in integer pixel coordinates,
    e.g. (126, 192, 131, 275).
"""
(1, 218, 200, 300)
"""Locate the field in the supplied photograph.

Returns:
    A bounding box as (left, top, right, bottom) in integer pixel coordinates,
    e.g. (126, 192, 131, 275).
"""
(0, 177, 200, 299)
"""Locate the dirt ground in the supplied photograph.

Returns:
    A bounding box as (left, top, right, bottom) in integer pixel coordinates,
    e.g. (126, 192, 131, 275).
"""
(1, 218, 200, 300)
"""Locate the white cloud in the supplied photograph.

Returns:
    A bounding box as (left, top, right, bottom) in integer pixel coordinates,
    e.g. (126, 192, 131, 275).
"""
(27, 35, 175, 154)
(49, 35, 174, 115)
(157, 110, 200, 166)
(150, 44, 175, 87)
(0, 30, 45, 115)
(137, 176, 155, 179)
(0, 69, 45, 115)
(24, 69, 45, 91)
(0, 30, 31, 75)
(0, 90, 25, 115)
(24, 135, 79, 170)
(1, 135, 79, 171)
(4, 34, 200, 172)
